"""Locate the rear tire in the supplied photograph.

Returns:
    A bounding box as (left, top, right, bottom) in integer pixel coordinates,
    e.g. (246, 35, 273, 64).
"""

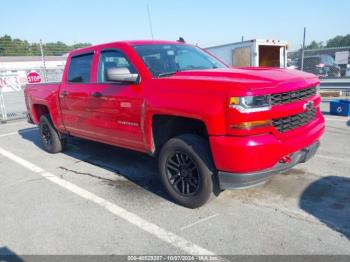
(39, 114, 66, 153)
(158, 134, 217, 208)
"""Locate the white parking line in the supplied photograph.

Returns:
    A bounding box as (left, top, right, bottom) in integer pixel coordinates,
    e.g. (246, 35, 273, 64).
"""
(0, 128, 38, 138)
(0, 132, 19, 137)
(0, 146, 215, 256)
(180, 214, 219, 231)
(0, 120, 29, 126)
(316, 154, 350, 163)
(325, 117, 349, 122)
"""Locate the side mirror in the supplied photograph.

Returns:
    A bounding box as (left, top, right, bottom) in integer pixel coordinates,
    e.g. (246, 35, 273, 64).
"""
(106, 67, 139, 84)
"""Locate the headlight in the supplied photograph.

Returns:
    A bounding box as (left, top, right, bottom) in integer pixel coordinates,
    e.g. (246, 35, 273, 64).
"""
(229, 95, 271, 112)
(316, 84, 320, 94)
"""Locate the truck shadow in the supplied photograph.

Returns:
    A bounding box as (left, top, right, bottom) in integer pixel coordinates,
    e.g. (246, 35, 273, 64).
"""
(0, 246, 24, 262)
(299, 176, 350, 240)
(19, 128, 174, 203)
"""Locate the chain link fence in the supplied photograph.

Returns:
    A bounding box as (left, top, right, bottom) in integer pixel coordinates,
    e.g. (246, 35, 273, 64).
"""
(288, 46, 350, 79)
(0, 40, 68, 122)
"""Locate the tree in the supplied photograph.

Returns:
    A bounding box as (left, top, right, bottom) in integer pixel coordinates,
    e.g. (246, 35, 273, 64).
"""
(306, 41, 324, 49)
(0, 35, 14, 55)
(0, 35, 91, 56)
(340, 34, 350, 47)
(299, 34, 350, 52)
(71, 43, 91, 50)
(326, 34, 350, 48)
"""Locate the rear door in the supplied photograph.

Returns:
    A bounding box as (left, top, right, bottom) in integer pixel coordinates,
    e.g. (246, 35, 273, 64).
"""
(59, 52, 96, 137)
(232, 47, 252, 67)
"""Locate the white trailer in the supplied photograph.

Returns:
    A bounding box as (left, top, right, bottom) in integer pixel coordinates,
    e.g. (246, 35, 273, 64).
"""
(206, 39, 288, 68)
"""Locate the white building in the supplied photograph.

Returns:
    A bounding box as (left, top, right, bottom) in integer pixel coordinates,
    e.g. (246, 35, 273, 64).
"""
(0, 56, 67, 71)
(0, 56, 67, 92)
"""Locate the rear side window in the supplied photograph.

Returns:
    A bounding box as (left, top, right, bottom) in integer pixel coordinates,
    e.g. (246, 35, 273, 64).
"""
(68, 53, 94, 83)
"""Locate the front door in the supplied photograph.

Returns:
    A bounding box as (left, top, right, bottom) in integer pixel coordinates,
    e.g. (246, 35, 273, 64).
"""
(86, 49, 145, 150)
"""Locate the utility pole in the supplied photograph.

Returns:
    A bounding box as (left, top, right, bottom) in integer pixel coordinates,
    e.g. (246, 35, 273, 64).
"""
(301, 27, 306, 71)
(147, 4, 154, 40)
(40, 39, 48, 82)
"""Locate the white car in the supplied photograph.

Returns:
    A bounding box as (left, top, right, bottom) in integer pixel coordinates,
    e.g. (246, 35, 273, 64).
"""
(346, 64, 350, 77)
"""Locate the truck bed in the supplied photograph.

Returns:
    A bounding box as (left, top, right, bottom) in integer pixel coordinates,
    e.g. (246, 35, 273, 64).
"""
(24, 82, 61, 124)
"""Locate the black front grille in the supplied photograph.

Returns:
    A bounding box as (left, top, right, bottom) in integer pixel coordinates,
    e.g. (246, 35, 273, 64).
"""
(271, 87, 317, 106)
(272, 108, 317, 133)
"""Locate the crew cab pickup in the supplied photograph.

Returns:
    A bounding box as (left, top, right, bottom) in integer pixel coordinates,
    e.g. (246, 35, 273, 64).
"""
(24, 40, 325, 208)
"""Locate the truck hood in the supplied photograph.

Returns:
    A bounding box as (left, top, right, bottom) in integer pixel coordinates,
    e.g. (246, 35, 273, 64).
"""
(172, 67, 318, 91)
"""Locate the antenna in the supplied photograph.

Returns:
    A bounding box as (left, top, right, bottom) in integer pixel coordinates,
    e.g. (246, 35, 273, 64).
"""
(147, 4, 154, 40)
(177, 37, 185, 43)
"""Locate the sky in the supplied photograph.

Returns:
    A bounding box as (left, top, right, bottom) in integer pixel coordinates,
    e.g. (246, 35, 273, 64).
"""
(0, 0, 349, 50)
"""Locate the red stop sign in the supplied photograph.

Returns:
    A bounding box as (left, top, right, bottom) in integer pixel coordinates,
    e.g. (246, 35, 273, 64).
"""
(27, 71, 42, 83)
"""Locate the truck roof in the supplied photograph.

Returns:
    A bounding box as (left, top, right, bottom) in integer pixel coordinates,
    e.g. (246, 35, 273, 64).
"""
(124, 40, 186, 46)
(70, 40, 186, 55)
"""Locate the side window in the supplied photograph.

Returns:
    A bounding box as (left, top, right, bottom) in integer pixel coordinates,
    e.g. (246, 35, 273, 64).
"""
(98, 50, 136, 82)
(68, 53, 94, 83)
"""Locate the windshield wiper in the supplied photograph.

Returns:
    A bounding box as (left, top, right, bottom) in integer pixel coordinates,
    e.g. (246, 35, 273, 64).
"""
(157, 70, 179, 78)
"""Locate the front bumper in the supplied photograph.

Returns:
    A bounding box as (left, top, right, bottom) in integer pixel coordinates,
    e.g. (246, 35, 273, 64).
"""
(218, 141, 320, 189)
(209, 112, 324, 173)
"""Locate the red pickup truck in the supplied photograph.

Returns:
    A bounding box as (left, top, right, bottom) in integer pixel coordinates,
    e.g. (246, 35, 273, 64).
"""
(24, 40, 325, 208)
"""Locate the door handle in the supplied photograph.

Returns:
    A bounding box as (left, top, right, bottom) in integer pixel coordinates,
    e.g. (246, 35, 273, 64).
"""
(91, 92, 103, 98)
(60, 91, 69, 98)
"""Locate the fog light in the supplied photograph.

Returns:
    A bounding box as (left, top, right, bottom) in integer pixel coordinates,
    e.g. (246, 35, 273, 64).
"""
(280, 155, 292, 164)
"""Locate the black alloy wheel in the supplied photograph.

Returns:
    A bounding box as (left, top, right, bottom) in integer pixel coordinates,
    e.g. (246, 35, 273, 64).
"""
(39, 114, 66, 153)
(158, 134, 217, 208)
(166, 152, 200, 196)
(40, 121, 52, 147)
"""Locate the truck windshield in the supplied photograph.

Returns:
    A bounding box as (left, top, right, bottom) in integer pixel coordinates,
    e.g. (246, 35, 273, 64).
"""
(134, 44, 227, 77)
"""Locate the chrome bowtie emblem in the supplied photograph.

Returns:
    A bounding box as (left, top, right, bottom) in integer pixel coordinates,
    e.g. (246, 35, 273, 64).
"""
(303, 101, 314, 111)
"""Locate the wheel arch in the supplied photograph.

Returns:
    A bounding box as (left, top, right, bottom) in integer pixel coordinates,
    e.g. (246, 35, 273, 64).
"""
(32, 104, 50, 124)
(151, 114, 209, 155)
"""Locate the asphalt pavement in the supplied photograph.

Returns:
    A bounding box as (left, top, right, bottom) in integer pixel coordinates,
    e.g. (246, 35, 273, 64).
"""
(0, 114, 349, 257)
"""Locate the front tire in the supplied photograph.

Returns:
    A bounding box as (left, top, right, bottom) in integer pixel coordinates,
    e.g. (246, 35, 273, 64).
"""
(39, 114, 66, 153)
(158, 134, 216, 208)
